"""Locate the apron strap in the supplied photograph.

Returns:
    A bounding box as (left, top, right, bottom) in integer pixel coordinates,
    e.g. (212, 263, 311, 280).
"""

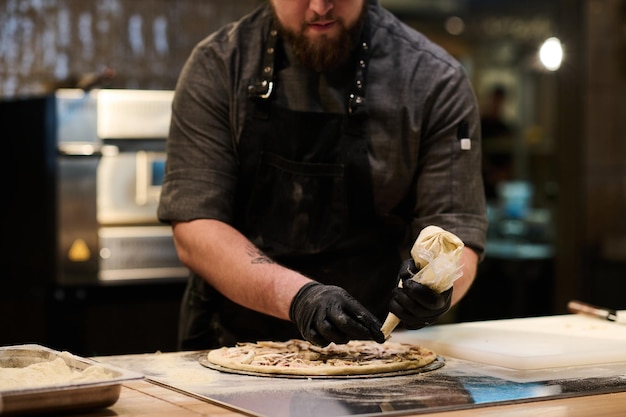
(349, 18, 371, 114)
(248, 25, 279, 100)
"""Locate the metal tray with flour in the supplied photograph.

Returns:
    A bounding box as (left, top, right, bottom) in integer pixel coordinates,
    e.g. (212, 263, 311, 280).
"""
(0, 344, 143, 416)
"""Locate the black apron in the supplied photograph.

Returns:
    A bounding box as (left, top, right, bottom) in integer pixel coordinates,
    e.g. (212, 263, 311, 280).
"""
(178, 20, 404, 350)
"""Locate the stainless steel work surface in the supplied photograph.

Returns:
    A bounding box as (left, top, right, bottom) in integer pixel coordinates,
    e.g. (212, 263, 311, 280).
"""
(96, 346, 626, 417)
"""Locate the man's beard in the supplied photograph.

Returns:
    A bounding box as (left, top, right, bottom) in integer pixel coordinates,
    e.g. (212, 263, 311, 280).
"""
(271, 4, 368, 72)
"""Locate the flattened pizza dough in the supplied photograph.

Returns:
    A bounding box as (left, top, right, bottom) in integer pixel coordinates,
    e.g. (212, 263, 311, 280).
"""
(206, 339, 437, 376)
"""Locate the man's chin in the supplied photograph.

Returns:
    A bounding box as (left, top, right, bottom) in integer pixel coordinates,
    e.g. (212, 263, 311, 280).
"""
(299, 45, 348, 72)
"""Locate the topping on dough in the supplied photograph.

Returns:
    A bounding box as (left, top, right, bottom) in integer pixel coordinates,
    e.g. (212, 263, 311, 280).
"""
(207, 339, 437, 376)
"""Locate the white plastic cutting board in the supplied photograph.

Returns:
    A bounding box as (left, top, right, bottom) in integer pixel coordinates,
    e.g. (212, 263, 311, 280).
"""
(392, 314, 626, 370)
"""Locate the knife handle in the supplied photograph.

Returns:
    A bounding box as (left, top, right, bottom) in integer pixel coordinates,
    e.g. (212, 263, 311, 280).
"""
(568, 300, 618, 321)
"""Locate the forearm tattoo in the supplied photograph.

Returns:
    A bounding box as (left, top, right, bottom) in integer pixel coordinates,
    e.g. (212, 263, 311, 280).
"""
(246, 243, 275, 265)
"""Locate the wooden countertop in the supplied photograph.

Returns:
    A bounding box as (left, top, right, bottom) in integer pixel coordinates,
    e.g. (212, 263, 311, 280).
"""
(102, 379, 626, 417)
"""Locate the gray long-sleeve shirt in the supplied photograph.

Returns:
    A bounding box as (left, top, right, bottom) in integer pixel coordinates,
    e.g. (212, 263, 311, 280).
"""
(158, 1, 487, 255)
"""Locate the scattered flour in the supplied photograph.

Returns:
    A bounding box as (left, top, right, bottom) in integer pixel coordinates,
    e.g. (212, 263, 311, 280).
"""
(0, 355, 115, 391)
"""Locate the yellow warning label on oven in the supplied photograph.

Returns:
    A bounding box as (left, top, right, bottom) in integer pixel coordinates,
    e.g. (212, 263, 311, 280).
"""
(68, 239, 91, 262)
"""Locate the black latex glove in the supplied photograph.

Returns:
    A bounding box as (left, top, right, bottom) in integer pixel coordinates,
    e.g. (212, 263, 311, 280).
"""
(289, 282, 386, 347)
(389, 258, 452, 329)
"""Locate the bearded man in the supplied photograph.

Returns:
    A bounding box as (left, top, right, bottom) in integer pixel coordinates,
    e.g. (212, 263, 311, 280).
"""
(158, 0, 487, 350)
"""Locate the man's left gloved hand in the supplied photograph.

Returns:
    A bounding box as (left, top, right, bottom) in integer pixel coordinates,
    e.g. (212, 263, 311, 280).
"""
(389, 259, 452, 329)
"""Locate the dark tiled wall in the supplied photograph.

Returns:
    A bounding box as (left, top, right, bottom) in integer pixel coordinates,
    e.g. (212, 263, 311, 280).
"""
(0, 0, 259, 98)
(582, 0, 626, 307)
(585, 0, 626, 247)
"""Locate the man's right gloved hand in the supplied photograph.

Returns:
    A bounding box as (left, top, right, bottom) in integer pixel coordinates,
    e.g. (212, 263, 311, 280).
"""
(289, 282, 385, 347)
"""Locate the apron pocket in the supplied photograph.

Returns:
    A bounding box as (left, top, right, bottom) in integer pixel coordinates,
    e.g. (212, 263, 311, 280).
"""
(245, 151, 347, 254)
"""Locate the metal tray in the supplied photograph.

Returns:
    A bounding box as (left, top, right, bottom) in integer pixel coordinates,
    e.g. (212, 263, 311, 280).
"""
(0, 344, 143, 416)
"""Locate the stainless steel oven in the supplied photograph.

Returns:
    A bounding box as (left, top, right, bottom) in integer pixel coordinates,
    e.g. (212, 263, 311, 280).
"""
(2, 88, 187, 286)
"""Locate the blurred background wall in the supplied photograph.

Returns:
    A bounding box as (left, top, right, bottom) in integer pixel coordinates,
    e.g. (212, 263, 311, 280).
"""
(0, 0, 259, 95)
